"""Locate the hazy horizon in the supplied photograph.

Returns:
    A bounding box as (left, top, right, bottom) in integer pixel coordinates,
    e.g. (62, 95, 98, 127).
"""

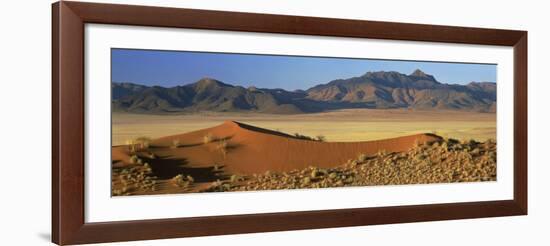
(112, 48, 497, 91)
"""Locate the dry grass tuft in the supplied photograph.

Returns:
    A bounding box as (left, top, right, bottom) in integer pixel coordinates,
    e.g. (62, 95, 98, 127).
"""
(170, 174, 194, 188)
(126, 136, 152, 153)
(357, 153, 368, 163)
(129, 155, 140, 164)
(203, 133, 216, 144)
(316, 135, 326, 142)
(111, 162, 157, 196)
(217, 139, 229, 157)
(171, 139, 180, 149)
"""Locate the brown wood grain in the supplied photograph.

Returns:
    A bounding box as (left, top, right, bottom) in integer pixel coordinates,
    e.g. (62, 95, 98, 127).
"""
(52, 2, 85, 244)
(51, 3, 59, 243)
(52, 1, 528, 245)
(65, 1, 524, 46)
(514, 34, 528, 212)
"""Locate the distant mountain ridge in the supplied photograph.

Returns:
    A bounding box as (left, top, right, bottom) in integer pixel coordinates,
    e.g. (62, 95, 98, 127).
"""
(112, 69, 496, 114)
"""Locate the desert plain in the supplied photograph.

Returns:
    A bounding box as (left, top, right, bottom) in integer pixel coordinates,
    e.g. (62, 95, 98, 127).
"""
(111, 109, 496, 196)
(112, 109, 495, 145)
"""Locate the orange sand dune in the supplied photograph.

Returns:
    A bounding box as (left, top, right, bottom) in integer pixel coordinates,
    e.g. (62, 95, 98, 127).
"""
(140, 121, 441, 174)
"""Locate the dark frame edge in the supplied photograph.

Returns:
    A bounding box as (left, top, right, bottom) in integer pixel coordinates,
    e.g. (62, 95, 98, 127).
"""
(63, 1, 525, 46)
(513, 32, 528, 214)
(52, 1, 86, 245)
(52, 1, 528, 245)
(52, 2, 60, 244)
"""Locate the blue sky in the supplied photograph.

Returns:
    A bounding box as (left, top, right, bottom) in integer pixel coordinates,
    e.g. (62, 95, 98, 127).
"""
(112, 48, 496, 91)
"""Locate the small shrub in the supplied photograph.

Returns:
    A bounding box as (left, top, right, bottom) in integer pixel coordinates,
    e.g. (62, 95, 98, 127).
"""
(126, 137, 152, 152)
(230, 174, 240, 183)
(217, 139, 228, 157)
(186, 175, 194, 184)
(147, 152, 156, 159)
(415, 154, 426, 162)
(171, 174, 184, 187)
(171, 174, 193, 188)
(377, 149, 387, 158)
(211, 179, 223, 188)
(310, 169, 320, 178)
(294, 133, 315, 141)
(203, 133, 215, 144)
(316, 135, 326, 142)
(129, 155, 139, 164)
(134, 136, 151, 150)
(441, 141, 448, 152)
(126, 140, 137, 153)
(344, 176, 355, 184)
(357, 153, 368, 163)
(464, 139, 477, 145)
(447, 138, 460, 145)
(171, 139, 180, 149)
(143, 163, 152, 173)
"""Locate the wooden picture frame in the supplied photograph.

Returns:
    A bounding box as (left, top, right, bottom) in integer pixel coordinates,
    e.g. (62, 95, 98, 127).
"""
(52, 1, 527, 245)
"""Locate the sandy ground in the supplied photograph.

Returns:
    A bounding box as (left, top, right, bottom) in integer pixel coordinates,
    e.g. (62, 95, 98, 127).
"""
(111, 120, 495, 196)
(112, 109, 496, 146)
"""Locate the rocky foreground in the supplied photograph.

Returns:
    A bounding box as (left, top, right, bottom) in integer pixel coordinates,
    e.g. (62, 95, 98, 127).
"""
(113, 137, 496, 196)
(206, 138, 496, 192)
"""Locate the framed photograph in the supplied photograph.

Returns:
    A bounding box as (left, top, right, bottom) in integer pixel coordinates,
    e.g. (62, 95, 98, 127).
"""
(52, 1, 527, 245)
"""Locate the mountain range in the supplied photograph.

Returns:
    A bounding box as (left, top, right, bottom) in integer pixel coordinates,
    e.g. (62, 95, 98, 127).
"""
(112, 69, 496, 114)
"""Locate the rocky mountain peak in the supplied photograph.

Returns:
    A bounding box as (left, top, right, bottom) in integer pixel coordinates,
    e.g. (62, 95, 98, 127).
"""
(409, 69, 436, 81)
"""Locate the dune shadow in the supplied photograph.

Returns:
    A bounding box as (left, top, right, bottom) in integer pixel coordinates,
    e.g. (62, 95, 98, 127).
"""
(208, 135, 234, 144)
(150, 142, 203, 149)
(149, 135, 236, 150)
(142, 155, 225, 182)
(233, 122, 296, 138)
(226, 143, 240, 151)
(425, 133, 444, 140)
(233, 121, 327, 142)
(179, 143, 203, 148)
